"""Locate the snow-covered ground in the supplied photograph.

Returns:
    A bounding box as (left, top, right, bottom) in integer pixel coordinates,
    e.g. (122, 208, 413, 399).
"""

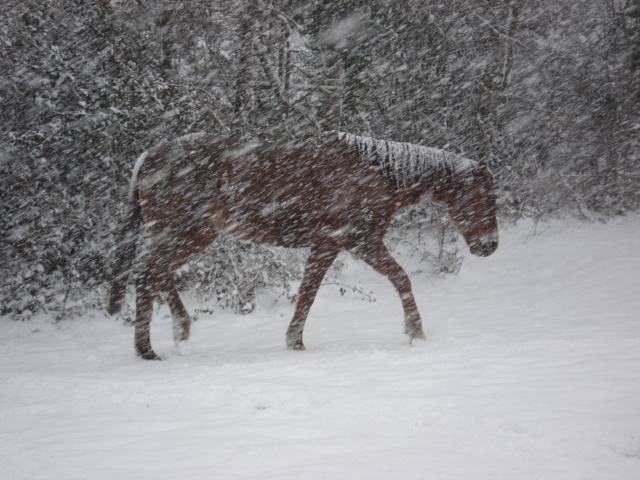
(1, 216, 639, 480)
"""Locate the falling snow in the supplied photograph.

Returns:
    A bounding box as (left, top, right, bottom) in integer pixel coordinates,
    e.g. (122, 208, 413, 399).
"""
(1, 2, 639, 478)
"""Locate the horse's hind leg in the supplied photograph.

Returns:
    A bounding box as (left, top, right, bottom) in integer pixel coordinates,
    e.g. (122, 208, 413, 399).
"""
(355, 240, 425, 343)
(166, 232, 219, 346)
(167, 277, 191, 345)
(135, 246, 179, 360)
(286, 246, 340, 350)
(135, 258, 163, 360)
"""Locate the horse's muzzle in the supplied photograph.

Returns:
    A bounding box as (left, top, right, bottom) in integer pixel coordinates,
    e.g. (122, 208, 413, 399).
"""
(470, 240, 498, 257)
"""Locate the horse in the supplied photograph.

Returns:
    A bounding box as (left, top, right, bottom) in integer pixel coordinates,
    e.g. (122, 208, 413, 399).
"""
(107, 131, 498, 360)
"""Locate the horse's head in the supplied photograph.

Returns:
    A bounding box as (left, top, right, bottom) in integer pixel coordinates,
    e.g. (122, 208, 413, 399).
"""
(433, 160, 498, 257)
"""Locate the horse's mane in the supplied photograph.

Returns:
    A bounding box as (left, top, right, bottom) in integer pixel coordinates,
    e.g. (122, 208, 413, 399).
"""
(335, 131, 477, 188)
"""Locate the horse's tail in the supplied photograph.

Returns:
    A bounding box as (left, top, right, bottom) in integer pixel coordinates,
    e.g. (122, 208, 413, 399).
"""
(107, 183, 142, 315)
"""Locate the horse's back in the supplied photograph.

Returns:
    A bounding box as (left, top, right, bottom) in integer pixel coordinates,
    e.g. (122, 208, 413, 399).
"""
(221, 137, 395, 248)
(135, 134, 395, 250)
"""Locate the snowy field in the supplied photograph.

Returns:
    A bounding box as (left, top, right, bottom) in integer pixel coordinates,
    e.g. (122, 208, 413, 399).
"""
(1, 216, 639, 480)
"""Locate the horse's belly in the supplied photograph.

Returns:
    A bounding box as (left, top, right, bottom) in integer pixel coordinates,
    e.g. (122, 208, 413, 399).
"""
(208, 165, 393, 249)
(210, 200, 355, 249)
(207, 206, 303, 248)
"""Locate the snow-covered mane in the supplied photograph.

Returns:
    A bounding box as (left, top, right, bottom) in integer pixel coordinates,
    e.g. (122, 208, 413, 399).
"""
(336, 131, 477, 188)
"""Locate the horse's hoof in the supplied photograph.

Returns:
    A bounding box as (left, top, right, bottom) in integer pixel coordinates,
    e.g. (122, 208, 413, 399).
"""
(173, 321, 191, 344)
(175, 340, 193, 356)
(136, 348, 162, 361)
(287, 341, 306, 351)
(406, 327, 426, 344)
(286, 329, 306, 351)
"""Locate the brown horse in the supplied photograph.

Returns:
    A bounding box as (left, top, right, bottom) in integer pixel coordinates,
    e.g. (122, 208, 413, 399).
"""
(107, 131, 498, 360)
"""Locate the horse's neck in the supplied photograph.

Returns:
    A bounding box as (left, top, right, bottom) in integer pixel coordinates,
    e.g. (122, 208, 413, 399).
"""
(389, 169, 453, 209)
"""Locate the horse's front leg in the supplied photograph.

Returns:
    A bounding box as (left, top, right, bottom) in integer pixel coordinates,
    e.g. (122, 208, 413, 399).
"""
(286, 245, 340, 350)
(355, 240, 425, 343)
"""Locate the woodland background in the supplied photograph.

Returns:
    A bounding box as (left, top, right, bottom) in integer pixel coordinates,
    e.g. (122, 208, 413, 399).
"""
(1, 0, 639, 320)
